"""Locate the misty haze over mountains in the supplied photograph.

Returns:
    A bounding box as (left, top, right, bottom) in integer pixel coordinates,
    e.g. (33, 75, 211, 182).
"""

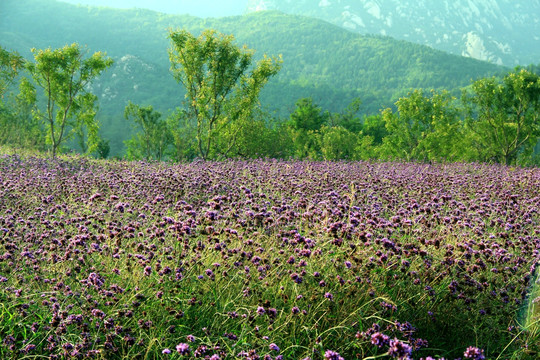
(247, 0, 540, 66)
(1, 0, 538, 156)
(57, 0, 540, 66)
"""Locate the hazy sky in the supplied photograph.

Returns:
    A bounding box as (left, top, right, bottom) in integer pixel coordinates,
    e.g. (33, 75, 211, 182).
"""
(59, 0, 248, 17)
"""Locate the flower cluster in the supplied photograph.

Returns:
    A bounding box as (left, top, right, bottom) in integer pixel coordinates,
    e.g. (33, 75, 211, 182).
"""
(0, 156, 538, 358)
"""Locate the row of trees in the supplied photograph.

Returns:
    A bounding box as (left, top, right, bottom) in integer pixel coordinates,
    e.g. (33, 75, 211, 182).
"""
(121, 66, 540, 166)
(1, 30, 539, 165)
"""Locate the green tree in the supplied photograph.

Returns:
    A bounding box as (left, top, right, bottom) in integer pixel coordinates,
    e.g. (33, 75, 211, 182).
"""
(124, 101, 171, 161)
(168, 29, 282, 160)
(95, 138, 110, 159)
(289, 97, 328, 132)
(0, 79, 46, 150)
(380, 89, 463, 162)
(361, 114, 388, 145)
(22, 43, 113, 157)
(0, 46, 24, 100)
(319, 125, 358, 160)
(463, 68, 540, 165)
(288, 97, 328, 159)
(167, 108, 198, 162)
(218, 108, 292, 159)
(331, 98, 363, 133)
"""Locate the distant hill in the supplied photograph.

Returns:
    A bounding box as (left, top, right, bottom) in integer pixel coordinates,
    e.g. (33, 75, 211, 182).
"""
(0, 0, 506, 154)
(247, 0, 540, 67)
(58, 0, 248, 18)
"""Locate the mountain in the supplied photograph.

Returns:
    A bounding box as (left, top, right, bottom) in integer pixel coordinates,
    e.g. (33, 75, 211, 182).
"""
(1, 0, 505, 155)
(246, 0, 540, 67)
(58, 0, 248, 18)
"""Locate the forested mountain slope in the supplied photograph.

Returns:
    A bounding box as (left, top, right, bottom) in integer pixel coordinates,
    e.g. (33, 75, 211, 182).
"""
(1, 0, 506, 153)
(247, 0, 540, 67)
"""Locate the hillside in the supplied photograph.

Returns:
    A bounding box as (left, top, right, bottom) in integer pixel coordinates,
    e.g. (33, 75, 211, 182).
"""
(59, 0, 248, 18)
(247, 0, 540, 67)
(0, 0, 506, 154)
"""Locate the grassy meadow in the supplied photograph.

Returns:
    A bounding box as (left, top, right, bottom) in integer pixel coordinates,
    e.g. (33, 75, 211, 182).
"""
(0, 154, 539, 359)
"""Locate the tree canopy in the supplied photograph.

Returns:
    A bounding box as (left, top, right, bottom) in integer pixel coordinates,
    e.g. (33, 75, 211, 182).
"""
(22, 43, 113, 157)
(168, 29, 281, 159)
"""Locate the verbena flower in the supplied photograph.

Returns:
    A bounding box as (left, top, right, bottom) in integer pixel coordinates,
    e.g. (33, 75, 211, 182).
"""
(176, 343, 190, 355)
(324, 350, 344, 360)
(463, 346, 485, 360)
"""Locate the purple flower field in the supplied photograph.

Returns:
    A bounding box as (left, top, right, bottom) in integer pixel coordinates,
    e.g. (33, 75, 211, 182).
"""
(0, 156, 539, 359)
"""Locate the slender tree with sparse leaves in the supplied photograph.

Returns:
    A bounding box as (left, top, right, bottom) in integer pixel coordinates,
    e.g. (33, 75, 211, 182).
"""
(124, 101, 171, 161)
(22, 43, 113, 157)
(168, 29, 282, 160)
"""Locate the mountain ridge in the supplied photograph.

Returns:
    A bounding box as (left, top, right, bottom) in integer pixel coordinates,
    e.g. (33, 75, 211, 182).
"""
(0, 0, 507, 155)
(246, 0, 540, 66)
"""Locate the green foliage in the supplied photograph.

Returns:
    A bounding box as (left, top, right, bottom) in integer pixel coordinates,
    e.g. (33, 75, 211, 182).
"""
(330, 98, 363, 133)
(380, 89, 463, 162)
(361, 114, 387, 145)
(22, 43, 113, 157)
(124, 101, 171, 161)
(463, 67, 540, 165)
(0, 80, 46, 150)
(166, 108, 199, 162)
(2, 1, 539, 165)
(168, 29, 282, 159)
(288, 97, 328, 132)
(222, 109, 293, 159)
(287, 97, 329, 159)
(95, 138, 110, 159)
(319, 125, 358, 160)
(0, 0, 507, 155)
(0, 46, 24, 100)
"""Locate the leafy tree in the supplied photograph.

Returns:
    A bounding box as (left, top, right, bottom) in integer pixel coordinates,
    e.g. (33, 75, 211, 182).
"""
(380, 89, 463, 162)
(354, 134, 378, 160)
(168, 29, 282, 160)
(319, 125, 358, 160)
(22, 43, 113, 157)
(288, 97, 328, 132)
(95, 138, 110, 159)
(287, 97, 329, 159)
(0, 46, 24, 100)
(218, 108, 292, 159)
(361, 114, 388, 145)
(330, 98, 363, 133)
(167, 108, 199, 162)
(0, 80, 46, 150)
(463, 68, 540, 165)
(124, 101, 171, 161)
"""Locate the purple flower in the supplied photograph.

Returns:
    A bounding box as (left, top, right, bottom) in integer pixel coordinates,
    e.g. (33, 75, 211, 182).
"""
(21, 344, 36, 354)
(388, 338, 412, 359)
(144, 266, 152, 276)
(371, 332, 390, 348)
(176, 343, 190, 355)
(464, 346, 485, 360)
(324, 292, 333, 301)
(257, 306, 266, 315)
(324, 350, 344, 360)
(91, 308, 105, 318)
(269, 343, 280, 352)
(162, 348, 171, 354)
